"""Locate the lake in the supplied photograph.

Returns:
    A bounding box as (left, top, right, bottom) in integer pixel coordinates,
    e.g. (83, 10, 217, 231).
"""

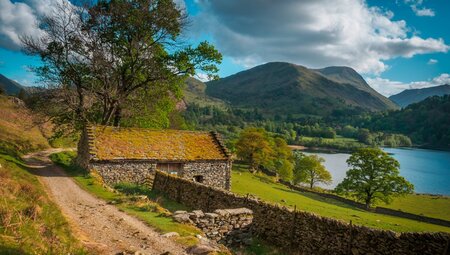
(304, 148, 450, 195)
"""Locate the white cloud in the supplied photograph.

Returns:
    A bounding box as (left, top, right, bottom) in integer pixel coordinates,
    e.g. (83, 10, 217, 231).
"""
(427, 58, 438, 65)
(367, 73, 450, 96)
(192, 0, 448, 74)
(193, 72, 211, 82)
(405, 0, 435, 17)
(0, 0, 70, 51)
(411, 6, 435, 17)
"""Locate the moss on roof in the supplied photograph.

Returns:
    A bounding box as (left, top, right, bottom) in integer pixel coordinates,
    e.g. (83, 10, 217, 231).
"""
(89, 126, 228, 161)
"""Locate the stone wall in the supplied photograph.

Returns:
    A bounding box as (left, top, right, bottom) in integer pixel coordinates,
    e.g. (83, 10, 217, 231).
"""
(153, 171, 450, 255)
(91, 160, 231, 190)
(173, 208, 253, 245)
(182, 161, 231, 190)
(91, 161, 157, 186)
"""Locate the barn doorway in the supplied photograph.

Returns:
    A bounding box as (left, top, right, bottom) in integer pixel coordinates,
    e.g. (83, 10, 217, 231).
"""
(156, 163, 183, 175)
(193, 175, 204, 183)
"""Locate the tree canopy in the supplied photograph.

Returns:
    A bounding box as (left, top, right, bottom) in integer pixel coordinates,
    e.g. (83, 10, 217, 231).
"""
(22, 0, 221, 133)
(335, 148, 414, 209)
(293, 153, 331, 189)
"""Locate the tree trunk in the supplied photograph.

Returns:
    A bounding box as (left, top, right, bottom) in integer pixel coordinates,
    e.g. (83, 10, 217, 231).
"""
(113, 105, 121, 127)
(310, 179, 314, 189)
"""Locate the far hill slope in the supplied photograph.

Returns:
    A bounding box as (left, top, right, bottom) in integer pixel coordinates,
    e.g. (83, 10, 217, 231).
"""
(365, 95, 450, 149)
(183, 77, 227, 108)
(0, 73, 23, 95)
(389, 84, 450, 107)
(314, 66, 398, 109)
(206, 62, 397, 116)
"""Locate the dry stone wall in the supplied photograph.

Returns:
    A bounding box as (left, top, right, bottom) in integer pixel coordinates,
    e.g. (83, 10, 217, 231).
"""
(173, 208, 253, 245)
(153, 171, 450, 255)
(92, 161, 156, 186)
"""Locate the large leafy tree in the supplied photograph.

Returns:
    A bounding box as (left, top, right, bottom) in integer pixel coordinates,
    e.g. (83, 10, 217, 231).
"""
(235, 128, 274, 171)
(335, 148, 414, 209)
(293, 153, 331, 189)
(22, 0, 221, 132)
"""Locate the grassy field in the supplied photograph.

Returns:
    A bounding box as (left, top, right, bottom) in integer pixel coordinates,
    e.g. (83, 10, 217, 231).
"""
(231, 164, 450, 233)
(382, 194, 450, 221)
(0, 154, 86, 254)
(50, 151, 202, 246)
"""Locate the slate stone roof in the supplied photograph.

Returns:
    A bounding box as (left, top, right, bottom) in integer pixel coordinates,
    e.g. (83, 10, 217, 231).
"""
(87, 125, 230, 161)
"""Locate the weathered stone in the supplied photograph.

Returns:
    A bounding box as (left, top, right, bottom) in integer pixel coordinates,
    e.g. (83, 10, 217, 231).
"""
(161, 232, 180, 238)
(187, 244, 217, 255)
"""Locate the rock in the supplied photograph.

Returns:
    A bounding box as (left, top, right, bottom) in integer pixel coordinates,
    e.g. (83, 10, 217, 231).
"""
(187, 244, 218, 255)
(161, 232, 180, 238)
(173, 213, 191, 223)
(174, 210, 187, 215)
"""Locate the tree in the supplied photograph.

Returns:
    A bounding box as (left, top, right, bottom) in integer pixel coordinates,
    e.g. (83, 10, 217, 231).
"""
(235, 128, 274, 171)
(335, 148, 414, 209)
(271, 137, 293, 181)
(22, 0, 221, 133)
(293, 153, 331, 189)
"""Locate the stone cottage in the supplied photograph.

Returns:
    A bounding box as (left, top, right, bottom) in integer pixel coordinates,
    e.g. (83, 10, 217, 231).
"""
(77, 125, 232, 190)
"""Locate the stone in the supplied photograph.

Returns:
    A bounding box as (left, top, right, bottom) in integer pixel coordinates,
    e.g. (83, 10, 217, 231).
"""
(161, 232, 180, 238)
(187, 244, 218, 255)
(173, 213, 191, 223)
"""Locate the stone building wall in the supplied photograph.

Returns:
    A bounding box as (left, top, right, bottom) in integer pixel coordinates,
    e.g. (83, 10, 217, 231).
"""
(91, 161, 157, 186)
(153, 171, 450, 255)
(173, 208, 253, 245)
(182, 161, 231, 190)
(90, 160, 231, 189)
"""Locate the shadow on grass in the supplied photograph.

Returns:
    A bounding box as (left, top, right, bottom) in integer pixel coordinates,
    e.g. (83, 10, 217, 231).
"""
(0, 246, 31, 255)
(272, 186, 365, 212)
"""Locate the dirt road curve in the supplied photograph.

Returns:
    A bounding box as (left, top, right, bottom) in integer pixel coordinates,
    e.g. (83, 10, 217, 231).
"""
(24, 149, 187, 255)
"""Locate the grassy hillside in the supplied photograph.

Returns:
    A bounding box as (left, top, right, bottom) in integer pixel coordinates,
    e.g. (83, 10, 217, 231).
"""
(206, 62, 397, 116)
(231, 164, 450, 233)
(0, 95, 49, 156)
(389, 84, 450, 108)
(0, 155, 85, 254)
(183, 77, 227, 108)
(0, 95, 85, 254)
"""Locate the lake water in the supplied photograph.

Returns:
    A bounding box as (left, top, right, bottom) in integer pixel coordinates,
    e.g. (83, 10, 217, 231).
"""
(303, 148, 450, 195)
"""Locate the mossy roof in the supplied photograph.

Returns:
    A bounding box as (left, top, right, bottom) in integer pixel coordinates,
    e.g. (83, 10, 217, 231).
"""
(89, 126, 228, 161)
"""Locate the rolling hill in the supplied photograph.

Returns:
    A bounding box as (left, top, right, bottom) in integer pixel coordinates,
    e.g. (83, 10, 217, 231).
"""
(205, 62, 397, 116)
(389, 84, 450, 108)
(0, 73, 23, 95)
(183, 77, 227, 108)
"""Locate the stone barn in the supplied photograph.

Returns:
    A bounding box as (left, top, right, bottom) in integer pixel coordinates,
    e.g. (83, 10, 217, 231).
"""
(77, 125, 232, 190)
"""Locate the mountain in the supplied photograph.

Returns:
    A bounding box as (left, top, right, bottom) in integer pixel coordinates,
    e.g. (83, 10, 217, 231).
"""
(205, 62, 397, 116)
(389, 85, 450, 108)
(183, 77, 227, 108)
(0, 74, 23, 95)
(364, 95, 450, 149)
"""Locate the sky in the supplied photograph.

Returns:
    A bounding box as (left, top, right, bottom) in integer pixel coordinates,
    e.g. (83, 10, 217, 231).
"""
(0, 0, 449, 96)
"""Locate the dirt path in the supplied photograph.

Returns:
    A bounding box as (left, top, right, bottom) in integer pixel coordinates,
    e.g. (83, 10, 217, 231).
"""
(23, 149, 187, 255)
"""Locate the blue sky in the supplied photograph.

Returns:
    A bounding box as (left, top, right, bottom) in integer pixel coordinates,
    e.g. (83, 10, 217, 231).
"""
(0, 0, 449, 96)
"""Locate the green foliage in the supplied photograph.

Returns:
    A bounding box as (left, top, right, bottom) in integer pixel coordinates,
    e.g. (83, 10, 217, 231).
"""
(358, 95, 450, 149)
(335, 148, 414, 209)
(236, 128, 274, 171)
(293, 153, 332, 188)
(23, 0, 222, 131)
(235, 128, 294, 181)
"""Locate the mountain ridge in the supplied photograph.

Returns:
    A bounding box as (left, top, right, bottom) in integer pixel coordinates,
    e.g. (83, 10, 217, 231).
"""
(203, 62, 397, 116)
(0, 73, 23, 95)
(389, 85, 450, 108)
